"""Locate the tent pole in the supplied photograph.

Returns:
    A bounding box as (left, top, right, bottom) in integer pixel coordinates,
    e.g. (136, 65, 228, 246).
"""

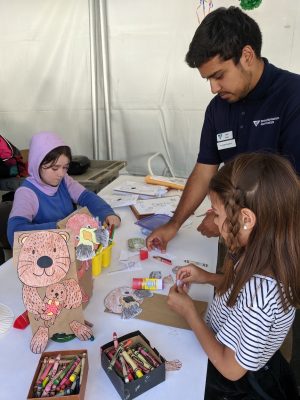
(88, 0, 99, 160)
(99, 0, 113, 160)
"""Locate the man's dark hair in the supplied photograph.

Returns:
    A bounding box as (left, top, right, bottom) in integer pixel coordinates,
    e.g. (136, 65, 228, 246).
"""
(185, 6, 262, 68)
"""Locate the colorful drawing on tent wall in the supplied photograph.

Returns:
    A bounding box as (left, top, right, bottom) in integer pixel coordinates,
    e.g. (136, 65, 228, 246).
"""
(13, 229, 93, 354)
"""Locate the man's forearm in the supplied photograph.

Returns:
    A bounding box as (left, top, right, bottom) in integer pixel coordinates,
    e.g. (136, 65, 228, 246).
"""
(170, 163, 218, 228)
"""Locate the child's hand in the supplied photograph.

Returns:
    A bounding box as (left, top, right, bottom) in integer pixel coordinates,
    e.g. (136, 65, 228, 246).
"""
(167, 284, 197, 322)
(105, 215, 121, 228)
(177, 263, 211, 285)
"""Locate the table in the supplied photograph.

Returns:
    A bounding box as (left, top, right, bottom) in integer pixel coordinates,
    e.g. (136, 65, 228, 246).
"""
(0, 175, 218, 400)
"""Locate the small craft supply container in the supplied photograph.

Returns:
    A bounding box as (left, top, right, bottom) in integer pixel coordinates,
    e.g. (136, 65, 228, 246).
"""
(101, 330, 165, 399)
(102, 243, 114, 268)
(92, 243, 114, 277)
(27, 349, 88, 400)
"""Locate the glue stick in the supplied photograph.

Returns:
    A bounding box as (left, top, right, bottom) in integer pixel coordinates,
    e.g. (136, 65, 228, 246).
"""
(132, 278, 163, 290)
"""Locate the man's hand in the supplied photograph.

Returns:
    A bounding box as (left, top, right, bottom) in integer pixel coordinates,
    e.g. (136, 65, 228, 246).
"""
(146, 221, 179, 252)
(197, 211, 219, 237)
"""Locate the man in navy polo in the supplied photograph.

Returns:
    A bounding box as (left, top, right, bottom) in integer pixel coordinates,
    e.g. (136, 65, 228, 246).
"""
(147, 6, 300, 249)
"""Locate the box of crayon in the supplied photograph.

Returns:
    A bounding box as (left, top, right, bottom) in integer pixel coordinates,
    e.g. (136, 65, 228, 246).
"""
(101, 330, 166, 399)
(27, 349, 88, 400)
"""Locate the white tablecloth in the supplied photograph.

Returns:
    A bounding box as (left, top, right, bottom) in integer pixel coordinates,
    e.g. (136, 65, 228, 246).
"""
(0, 175, 218, 400)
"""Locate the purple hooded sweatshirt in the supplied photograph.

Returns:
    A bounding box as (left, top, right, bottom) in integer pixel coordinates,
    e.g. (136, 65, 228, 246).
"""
(7, 132, 116, 246)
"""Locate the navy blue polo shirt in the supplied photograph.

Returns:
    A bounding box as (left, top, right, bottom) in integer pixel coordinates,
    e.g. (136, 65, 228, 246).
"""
(197, 59, 300, 174)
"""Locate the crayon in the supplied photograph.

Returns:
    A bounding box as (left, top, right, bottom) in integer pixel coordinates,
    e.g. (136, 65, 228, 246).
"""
(79, 353, 86, 387)
(121, 350, 143, 378)
(119, 355, 130, 383)
(113, 332, 119, 350)
(58, 357, 81, 390)
(69, 360, 82, 383)
(52, 356, 77, 389)
(137, 346, 161, 368)
(130, 348, 154, 370)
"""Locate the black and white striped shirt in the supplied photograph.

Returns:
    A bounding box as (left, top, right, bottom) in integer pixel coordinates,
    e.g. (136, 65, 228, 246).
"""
(206, 274, 295, 371)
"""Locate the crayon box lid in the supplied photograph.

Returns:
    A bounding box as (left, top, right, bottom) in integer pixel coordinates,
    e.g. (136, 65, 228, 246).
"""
(27, 349, 88, 400)
(101, 330, 166, 400)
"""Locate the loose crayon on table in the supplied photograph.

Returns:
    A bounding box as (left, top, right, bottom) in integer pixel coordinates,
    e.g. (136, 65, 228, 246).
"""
(121, 350, 143, 378)
(153, 255, 172, 265)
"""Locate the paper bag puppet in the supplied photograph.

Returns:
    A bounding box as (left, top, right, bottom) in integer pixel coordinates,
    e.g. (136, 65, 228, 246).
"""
(57, 207, 101, 307)
(14, 229, 93, 354)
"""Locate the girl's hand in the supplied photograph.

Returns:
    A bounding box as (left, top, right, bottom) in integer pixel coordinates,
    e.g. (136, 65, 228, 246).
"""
(167, 284, 198, 322)
(105, 215, 121, 228)
(177, 264, 212, 285)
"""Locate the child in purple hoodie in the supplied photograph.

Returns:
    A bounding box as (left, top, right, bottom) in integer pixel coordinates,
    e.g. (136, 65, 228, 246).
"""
(7, 132, 120, 246)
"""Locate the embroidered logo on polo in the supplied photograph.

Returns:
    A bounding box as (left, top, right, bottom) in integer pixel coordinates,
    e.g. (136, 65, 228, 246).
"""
(253, 117, 279, 127)
(216, 131, 236, 150)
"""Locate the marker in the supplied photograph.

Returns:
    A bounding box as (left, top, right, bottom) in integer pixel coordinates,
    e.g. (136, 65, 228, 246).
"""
(121, 350, 143, 378)
(153, 255, 172, 265)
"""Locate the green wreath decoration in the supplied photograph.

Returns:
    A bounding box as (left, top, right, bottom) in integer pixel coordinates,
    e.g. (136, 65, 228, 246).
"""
(240, 0, 262, 10)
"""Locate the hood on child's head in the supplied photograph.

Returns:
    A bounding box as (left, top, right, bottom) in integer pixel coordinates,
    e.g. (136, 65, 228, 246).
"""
(28, 132, 66, 183)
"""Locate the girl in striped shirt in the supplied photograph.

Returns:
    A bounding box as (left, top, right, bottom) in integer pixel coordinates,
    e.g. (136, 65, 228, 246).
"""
(168, 153, 300, 400)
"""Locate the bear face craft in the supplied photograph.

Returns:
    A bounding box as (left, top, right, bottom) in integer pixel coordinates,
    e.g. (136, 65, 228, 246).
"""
(15, 230, 93, 353)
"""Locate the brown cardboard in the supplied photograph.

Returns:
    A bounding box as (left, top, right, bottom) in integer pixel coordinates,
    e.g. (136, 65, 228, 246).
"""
(101, 331, 165, 399)
(27, 349, 88, 400)
(13, 229, 86, 352)
(136, 293, 207, 330)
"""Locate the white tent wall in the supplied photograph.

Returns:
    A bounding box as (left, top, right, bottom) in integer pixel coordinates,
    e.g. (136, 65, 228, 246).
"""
(0, 1, 300, 177)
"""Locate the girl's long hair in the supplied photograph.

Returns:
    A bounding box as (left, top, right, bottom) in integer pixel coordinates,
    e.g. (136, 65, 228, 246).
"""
(209, 152, 300, 308)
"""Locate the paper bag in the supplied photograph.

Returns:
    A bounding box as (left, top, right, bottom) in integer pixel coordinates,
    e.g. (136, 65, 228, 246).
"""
(13, 229, 93, 353)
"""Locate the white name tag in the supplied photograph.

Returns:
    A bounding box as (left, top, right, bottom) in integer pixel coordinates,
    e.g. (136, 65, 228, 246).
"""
(216, 131, 233, 142)
(217, 139, 236, 150)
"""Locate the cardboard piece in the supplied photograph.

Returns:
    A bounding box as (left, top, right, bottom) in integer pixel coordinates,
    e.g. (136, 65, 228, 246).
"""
(13, 229, 93, 353)
(145, 175, 186, 190)
(101, 331, 165, 400)
(136, 293, 207, 330)
(27, 349, 89, 400)
(57, 207, 95, 308)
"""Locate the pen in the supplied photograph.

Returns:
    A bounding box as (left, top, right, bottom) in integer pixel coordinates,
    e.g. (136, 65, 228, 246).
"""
(153, 255, 172, 265)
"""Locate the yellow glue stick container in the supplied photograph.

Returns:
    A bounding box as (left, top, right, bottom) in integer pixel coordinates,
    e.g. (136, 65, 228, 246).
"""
(102, 242, 114, 268)
(92, 248, 103, 277)
(132, 278, 163, 290)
